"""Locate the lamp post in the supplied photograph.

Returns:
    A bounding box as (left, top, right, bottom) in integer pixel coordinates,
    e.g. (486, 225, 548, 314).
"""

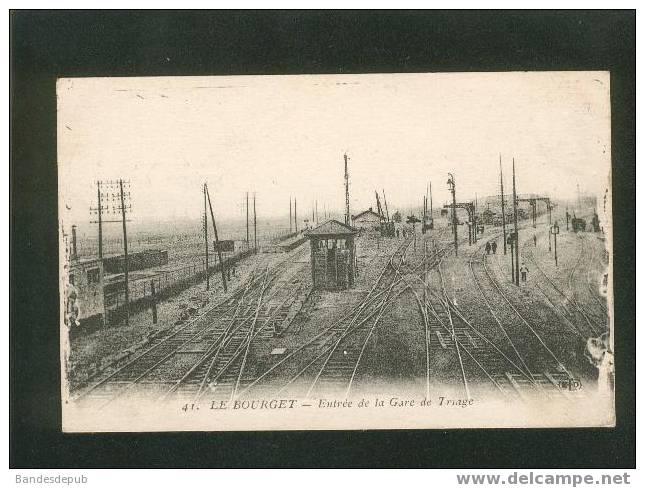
(508, 232, 515, 283)
(551, 222, 560, 266)
(447, 173, 458, 256)
(548, 228, 552, 252)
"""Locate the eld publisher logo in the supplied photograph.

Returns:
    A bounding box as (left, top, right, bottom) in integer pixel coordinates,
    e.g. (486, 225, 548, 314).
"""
(558, 378, 582, 391)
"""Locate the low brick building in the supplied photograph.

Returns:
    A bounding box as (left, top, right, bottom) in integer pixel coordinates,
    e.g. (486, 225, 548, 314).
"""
(67, 257, 105, 328)
(351, 208, 382, 231)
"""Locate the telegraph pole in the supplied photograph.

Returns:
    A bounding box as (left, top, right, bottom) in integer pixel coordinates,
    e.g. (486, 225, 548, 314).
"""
(344, 153, 350, 226)
(382, 189, 390, 221)
(447, 173, 458, 256)
(205, 184, 227, 293)
(289, 197, 292, 233)
(203, 184, 210, 291)
(547, 198, 552, 225)
(96, 181, 103, 260)
(91, 180, 130, 325)
(499, 154, 507, 255)
(315, 200, 319, 225)
(510, 231, 515, 282)
(90, 181, 106, 260)
(118, 179, 130, 324)
(512, 159, 520, 286)
(295, 198, 298, 233)
(246, 192, 249, 250)
(422, 189, 427, 235)
(552, 221, 560, 266)
(253, 193, 257, 250)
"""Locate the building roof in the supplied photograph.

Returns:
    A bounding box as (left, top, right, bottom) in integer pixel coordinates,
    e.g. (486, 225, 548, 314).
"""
(352, 209, 382, 220)
(304, 219, 357, 237)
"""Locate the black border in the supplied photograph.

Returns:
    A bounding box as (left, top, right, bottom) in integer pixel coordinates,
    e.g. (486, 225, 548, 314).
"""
(10, 10, 635, 468)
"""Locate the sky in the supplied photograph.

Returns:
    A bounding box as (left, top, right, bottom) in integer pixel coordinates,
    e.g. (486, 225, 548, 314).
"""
(58, 71, 611, 230)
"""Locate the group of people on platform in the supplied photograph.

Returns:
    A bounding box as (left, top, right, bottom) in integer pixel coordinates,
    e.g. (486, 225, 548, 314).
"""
(484, 240, 498, 255)
(484, 239, 530, 281)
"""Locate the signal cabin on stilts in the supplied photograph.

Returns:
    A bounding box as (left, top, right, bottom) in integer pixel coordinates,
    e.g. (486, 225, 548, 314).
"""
(305, 219, 357, 290)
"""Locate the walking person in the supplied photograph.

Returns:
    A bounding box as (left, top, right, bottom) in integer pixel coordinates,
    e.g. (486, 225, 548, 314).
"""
(491, 241, 497, 254)
(485, 241, 491, 255)
(519, 262, 529, 282)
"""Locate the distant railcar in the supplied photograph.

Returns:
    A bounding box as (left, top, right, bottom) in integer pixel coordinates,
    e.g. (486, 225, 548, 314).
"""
(571, 217, 587, 232)
(380, 221, 396, 237)
(480, 209, 495, 226)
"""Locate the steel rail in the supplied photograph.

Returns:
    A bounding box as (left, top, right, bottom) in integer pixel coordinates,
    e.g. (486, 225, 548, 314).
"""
(467, 241, 536, 379)
(312, 237, 413, 398)
(78, 245, 308, 404)
(480, 244, 573, 379)
(236, 237, 419, 396)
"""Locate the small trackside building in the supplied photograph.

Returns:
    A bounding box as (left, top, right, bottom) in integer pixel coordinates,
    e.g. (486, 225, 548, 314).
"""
(67, 257, 105, 329)
(304, 220, 357, 291)
(351, 208, 382, 231)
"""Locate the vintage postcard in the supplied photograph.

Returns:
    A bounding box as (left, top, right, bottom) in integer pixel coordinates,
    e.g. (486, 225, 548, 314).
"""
(58, 72, 614, 432)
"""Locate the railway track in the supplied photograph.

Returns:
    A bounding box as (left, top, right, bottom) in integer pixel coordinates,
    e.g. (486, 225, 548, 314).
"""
(565, 235, 605, 332)
(522, 233, 607, 337)
(239, 237, 414, 397)
(395, 226, 575, 402)
(294, 230, 460, 397)
(165, 264, 310, 403)
(74, 245, 311, 408)
(468, 238, 578, 400)
(238, 235, 452, 399)
(585, 239, 609, 317)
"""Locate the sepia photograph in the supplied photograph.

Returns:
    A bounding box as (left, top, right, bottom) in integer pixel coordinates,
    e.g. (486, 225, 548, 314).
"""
(58, 71, 614, 432)
(11, 9, 635, 472)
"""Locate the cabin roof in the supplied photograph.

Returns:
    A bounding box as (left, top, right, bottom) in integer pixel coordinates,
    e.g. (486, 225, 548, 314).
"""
(352, 209, 382, 220)
(304, 219, 357, 237)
